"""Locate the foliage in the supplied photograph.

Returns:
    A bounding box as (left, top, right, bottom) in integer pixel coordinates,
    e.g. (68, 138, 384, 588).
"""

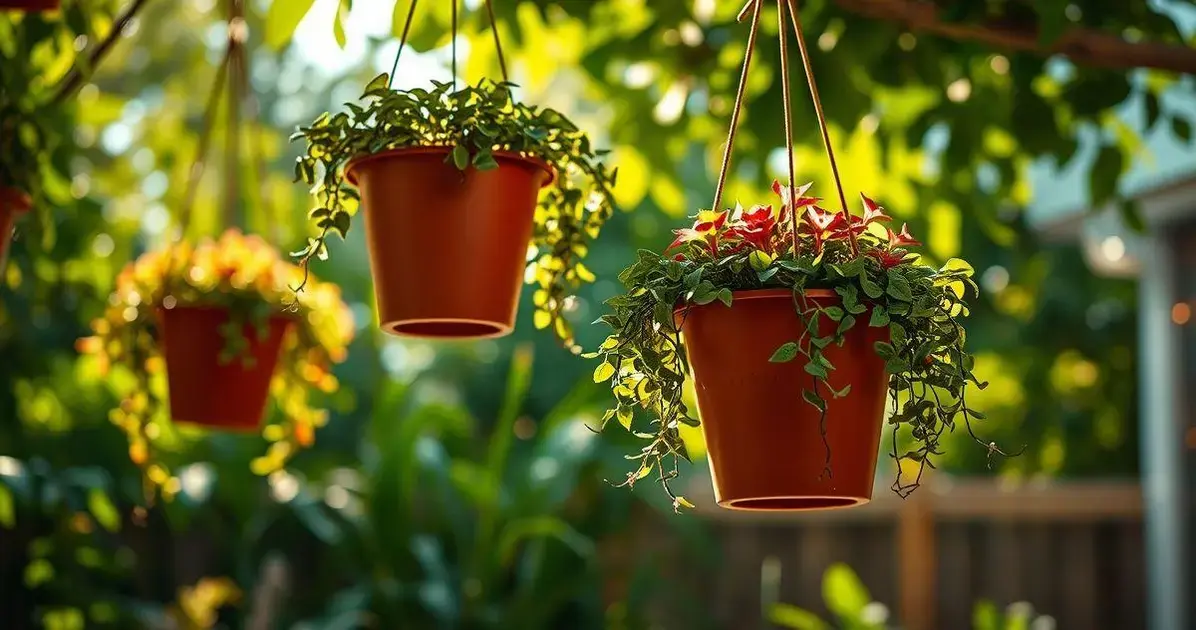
(590, 182, 1008, 508)
(291, 75, 618, 350)
(291, 348, 657, 630)
(77, 230, 355, 498)
(769, 562, 1052, 630)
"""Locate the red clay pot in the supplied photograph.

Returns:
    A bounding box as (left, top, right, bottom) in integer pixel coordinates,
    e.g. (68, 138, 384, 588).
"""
(0, 0, 60, 11)
(346, 147, 553, 339)
(678, 288, 890, 511)
(0, 187, 31, 273)
(159, 306, 292, 432)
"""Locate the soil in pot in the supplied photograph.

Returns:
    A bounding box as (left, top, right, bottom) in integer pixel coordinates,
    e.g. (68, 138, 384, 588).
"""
(346, 147, 553, 339)
(0, 0, 60, 11)
(678, 288, 890, 511)
(159, 306, 292, 431)
(0, 187, 31, 274)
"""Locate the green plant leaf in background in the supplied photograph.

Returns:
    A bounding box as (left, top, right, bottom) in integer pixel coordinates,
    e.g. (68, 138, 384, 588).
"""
(265, 0, 317, 50)
(823, 562, 872, 621)
(769, 603, 831, 630)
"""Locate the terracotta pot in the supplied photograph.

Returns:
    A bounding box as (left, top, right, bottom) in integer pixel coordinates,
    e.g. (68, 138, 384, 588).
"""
(678, 288, 890, 511)
(346, 147, 553, 339)
(0, 187, 31, 274)
(0, 0, 60, 11)
(159, 306, 292, 432)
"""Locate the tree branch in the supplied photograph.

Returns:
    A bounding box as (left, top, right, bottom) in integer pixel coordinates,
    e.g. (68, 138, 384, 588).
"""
(834, 0, 1196, 75)
(52, 0, 152, 104)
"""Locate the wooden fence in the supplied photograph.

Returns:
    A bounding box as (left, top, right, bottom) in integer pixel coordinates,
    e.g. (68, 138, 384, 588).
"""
(627, 477, 1146, 630)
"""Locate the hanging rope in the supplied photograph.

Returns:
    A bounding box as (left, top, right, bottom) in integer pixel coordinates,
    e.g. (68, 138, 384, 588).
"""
(386, 0, 511, 89)
(710, 0, 762, 213)
(717, 0, 860, 255)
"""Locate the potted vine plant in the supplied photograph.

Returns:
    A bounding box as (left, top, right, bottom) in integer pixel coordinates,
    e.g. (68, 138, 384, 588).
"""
(291, 71, 616, 349)
(589, 182, 1002, 511)
(78, 230, 355, 494)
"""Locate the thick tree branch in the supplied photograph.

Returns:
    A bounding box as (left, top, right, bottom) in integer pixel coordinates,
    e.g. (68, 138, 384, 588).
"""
(834, 0, 1196, 75)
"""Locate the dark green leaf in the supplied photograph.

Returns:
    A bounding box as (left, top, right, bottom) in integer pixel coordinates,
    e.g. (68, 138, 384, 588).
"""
(769, 342, 799, 363)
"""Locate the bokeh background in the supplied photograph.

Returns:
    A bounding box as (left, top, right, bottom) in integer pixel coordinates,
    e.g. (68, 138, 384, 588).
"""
(2, 0, 1194, 628)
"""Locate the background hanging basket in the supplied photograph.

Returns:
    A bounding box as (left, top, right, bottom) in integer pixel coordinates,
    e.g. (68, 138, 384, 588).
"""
(346, 147, 553, 338)
(159, 306, 293, 431)
(678, 289, 889, 510)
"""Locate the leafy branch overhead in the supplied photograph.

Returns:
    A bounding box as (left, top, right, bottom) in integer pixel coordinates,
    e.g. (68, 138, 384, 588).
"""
(589, 183, 1017, 509)
(291, 75, 618, 350)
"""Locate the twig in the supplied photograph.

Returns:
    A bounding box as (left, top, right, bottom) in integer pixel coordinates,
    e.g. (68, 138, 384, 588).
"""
(52, 0, 153, 103)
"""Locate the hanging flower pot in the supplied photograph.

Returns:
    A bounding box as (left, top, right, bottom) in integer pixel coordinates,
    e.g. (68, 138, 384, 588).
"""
(79, 230, 355, 499)
(0, 187, 30, 273)
(590, 181, 1007, 512)
(344, 146, 553, 338)
(158, 306, 293, 431)
(0, 0, 60, 11)
(678, 288, 890, 509)
(291, 1, 618, 350)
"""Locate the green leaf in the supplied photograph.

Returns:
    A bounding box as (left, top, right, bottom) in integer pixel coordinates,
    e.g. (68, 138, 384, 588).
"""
(802, 389, 826, 411)
(886, 269, 913, 301)
(873, 341, 896, 359)
(822, 306, 844, 321)
(333, 0, 351, 48)
(1119, 199, 1146, 234)
(860, 275, 884, 299)
(748, 250, 772, 271)
(683, 267, 703, 289)
(87, 489, 121, 533)
(330, 210, 351, 239)
(361, 72, 390, 97)
(836, 314, 856, 335)
(769, 342, 799, 363)
(473, 149, 499, 170)
(451, 144, 470, 170)
(869, 305, 890, 327)
(1144, 92, 1161, 130)
(1089, 144, 1123, 206)
(0, 485, 13, 529)
(769, 603, 830, 630)
(716, 288, 733, 307)
(616, 405, 634, 430)
(266, 0, 318, 50)
(822, 563, 871, 619)
(803, 361, 829, 379)
(593, 362, 615, 383)
(1173, 116, 1192, 144)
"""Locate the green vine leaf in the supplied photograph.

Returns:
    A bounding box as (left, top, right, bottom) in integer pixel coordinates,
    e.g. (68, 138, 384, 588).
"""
(769, 342, 799, 363)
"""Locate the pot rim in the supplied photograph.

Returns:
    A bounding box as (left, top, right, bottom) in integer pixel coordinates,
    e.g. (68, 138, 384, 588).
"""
(345, 146, 556, 188)
(673, 287, 838, 315)
(0, 186, 32, 216)
(157, 304, 298, 324)
(718, 494, 872, 511)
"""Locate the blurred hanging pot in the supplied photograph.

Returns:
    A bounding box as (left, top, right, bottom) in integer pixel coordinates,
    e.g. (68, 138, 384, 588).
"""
(345, 147, 553, 339)
(159, 306, 293, 431)
(291, 0, 618, 349)
(677, 289, 889, 510)
(0, 187, 30, 274)
(0, 0, 60, 11)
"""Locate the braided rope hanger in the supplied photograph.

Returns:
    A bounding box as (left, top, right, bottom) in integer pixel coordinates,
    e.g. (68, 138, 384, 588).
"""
(715, 0, 859, 256)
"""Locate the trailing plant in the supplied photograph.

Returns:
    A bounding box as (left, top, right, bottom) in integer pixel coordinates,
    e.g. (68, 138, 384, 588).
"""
(291, 74, 618, 350)
(78, 230, 355, 498)
(589, 182, 1015, 510)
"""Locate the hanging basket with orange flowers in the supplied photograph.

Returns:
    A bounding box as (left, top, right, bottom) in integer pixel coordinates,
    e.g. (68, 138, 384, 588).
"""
(78, 230, 354, 498)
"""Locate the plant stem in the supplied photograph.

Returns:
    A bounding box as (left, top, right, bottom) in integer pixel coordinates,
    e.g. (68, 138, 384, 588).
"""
(52, 0, 153, 104)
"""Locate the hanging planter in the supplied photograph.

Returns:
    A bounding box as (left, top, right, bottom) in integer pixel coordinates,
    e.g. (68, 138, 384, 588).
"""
(0, 0, 60, 11)
(291, 0, 616, 350)
(79, 231, 355, 497)
(588, 0, 1013, 512)
(0, 187, 30, 273)
(158, 305, 293, 431)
